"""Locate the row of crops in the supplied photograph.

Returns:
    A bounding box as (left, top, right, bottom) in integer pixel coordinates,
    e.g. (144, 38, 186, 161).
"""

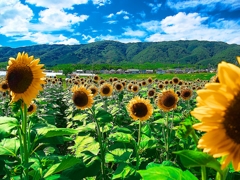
(0, 52, 239, 180)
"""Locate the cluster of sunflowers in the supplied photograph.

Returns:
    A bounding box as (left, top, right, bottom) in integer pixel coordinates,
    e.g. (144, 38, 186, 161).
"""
(1, 52, 240, 177)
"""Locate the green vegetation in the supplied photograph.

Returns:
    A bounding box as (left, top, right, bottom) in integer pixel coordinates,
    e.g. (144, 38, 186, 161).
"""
(98, 73, 215, 81)
(0, 40, 239, 69)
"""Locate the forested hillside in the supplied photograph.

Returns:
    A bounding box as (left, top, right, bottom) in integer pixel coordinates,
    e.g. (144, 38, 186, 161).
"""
(0, 40, 239, 68)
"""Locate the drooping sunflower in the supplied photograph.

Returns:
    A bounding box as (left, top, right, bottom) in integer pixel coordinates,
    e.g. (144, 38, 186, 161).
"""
(99, 83, 113, 97)
(0, 80, 9, 92)
(127, 96, 153, 121)
(156, 89, 178, 112)
(127, 83, 133, 91)
(180, 88, 193, 100)
(27, 102, 37, 115)
(191, 61, 240, 171)
(6, 52, 45, 106)
(72, 85, 93, 110)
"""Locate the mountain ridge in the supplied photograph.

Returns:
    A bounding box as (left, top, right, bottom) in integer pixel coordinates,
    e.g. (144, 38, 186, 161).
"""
(0, 40, 239, 67)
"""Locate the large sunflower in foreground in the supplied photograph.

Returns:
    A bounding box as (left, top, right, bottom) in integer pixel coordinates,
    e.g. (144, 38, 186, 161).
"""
(72, 85, 93, 110)
(6, 52, 45, 106)
(127, 96, 153, 121)
(191, 61, 240, 171)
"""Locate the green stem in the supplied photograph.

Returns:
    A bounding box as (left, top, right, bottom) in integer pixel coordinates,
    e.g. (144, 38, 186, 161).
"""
(22, 104, 29, 180)
(165, 112, 169, 160)
(216, 156, 229, 180)
(91, 108, 105, 180)
(201, 166, 207, 180)
(136, 121, 142, 169)
(190, 129, 199, 146)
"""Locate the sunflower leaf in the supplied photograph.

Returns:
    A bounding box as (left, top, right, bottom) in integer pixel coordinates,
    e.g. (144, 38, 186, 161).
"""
(174, 150, 222, 175)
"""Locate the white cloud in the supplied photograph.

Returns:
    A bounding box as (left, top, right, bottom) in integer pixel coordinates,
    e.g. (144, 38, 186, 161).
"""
(105, 20, 117, 24)
(123, 16, 129, 20)
(116, 10, 129, 15)
(37, 9, 89, 31)
(139, 20, 162, 32)
(167, 0, 240, 11)
(92, 0, 111, 6)
(148, 3, 162, 13)
(139, 11, 146, 18)
(161, 12, 208, 33)
(82, 34, 96, 43)
(122, 28, 146, 37)
(25, 0, 88, 9)
(13, 32, 80, 45)
(143, 12, 240, 45)
(0, 0, 33, 36)
(106, 13, 114, 18)
(96, 34, 140, 43)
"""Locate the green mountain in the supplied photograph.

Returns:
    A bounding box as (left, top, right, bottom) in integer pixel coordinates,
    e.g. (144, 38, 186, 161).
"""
(0, 40, 239, 67)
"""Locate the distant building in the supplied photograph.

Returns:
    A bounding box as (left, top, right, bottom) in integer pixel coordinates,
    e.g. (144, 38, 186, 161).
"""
(156, 69, 165, 74)
(145, 70, 154, 74)
(125, 69, 140, 74)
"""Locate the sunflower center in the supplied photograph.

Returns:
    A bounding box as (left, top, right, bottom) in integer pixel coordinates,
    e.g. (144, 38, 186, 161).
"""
(28, 105, 34, 112)
(183, 91, 191, 98)
(148, 90, 154, 96)
(223, 92, 240, 144)
(102, 86, 110, 94)
(116, 84, 122, 90)
(90, 88, 96, 94)
(132, 102, 148, 118)
(162, 94, 176, 107)
(7, 65, 33, 93)
(2, 83, 9, 90)
(73, 91, 88, 107)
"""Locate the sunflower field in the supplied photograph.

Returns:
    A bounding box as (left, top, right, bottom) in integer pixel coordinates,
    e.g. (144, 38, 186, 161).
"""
(0, 52, 240, 180)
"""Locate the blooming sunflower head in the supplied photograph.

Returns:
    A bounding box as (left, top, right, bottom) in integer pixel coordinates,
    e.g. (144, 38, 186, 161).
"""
(180, 88, 193, 100)
(72, 85, 93, 110)
(131, 84, 140, 93)
(93, 75, 100, 82)
(115, 83, 124, 92)
(88, 85, 98, 97)
(147, 89, 156, 98)
(27, 102, 37, 115)
(100, 83, 113, 97)
(127, 96, 153, 121)
(191, 61, 240, 171)
(0, 80, 9, 92)
(172, 77, 180, 85)
(156, 89, 178, 112)
(147, 77, 153, 84)
(6, 52, 45, 106)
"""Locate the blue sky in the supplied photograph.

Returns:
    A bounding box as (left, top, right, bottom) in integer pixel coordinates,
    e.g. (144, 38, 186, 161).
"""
(0, 0, 240, 47)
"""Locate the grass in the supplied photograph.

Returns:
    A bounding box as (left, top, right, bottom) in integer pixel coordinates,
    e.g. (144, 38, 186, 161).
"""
(98, 73, 215, 81)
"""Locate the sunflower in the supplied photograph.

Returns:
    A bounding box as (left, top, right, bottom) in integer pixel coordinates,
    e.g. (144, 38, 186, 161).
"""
(115, 83, 124, 92)
(93, 75, 100, 82)
(0, 80, 9, 92)
(131, 84, 140, 93)
(72, 85, 93, 110)
(27, 103, 37, 115)
(127, 96, 153, 121)
(172, 77, 180, 85)
(191, 61, 240, 171)
(127, 83, 133, 91)
(99, 83, 113, 97)
(89, 85, 98, 97)
(158, 83, 164, 90)
(147, 89, 156, 98)
(5, 52, 45, 106)
(156, 89, 178, 112)
(147, 77, 153, 84)
(141, 81, 147, 86)
(180, 88, 193, 100)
